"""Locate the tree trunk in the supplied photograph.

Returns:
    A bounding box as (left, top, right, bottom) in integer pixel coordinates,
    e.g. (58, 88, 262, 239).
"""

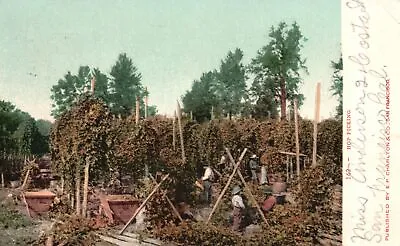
(280, 77, 287, 121)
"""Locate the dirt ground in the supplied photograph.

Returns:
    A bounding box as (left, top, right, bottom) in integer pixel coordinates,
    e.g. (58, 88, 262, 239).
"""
(0, 188, 51, 245)
(0, 188, 136, 246)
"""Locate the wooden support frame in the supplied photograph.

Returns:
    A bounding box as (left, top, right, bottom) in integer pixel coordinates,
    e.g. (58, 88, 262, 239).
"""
(119, 174, 170, 235)
(149, 174, 183, 223)
(206, 148, 248, 225)
(225, 149, 268, 226)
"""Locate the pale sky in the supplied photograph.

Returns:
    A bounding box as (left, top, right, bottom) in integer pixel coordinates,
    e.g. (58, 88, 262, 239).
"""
(0, 0, 340, 122)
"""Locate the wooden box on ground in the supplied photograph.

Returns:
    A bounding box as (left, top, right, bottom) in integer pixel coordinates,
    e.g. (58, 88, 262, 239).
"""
(99, 194, 141, 224)
(23, 190, 56, 217)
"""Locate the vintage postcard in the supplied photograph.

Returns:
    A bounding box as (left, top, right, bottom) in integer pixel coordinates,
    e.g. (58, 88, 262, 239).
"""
(342, 0, 400, 245)
(0, 1, 346, 245)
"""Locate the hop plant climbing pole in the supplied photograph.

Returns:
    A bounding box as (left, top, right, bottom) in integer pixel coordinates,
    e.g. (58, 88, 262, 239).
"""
(312, 82, 321, 167)
(177, 101, 186, 163)
(83, 76, 96, 217)
(135, 96, 140, 124)
(294, 99, 300, 178)
(145, 86, 148, 119)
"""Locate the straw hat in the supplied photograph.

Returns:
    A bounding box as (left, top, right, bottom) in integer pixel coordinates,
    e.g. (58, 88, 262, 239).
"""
(232, 186, 241, 195)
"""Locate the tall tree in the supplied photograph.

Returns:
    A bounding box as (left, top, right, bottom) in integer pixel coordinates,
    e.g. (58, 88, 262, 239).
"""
(50, 66, 106, 118)
(36, 119, 53, 137)
(214, 48, 247, 119)
(109, 53, 144, 118)
(330, 55, 343, 119)
(182, 71, 218, 122)
(249, 22, 307, 121)
(50, 54, 158, 119)
(0, 101, 48, 155)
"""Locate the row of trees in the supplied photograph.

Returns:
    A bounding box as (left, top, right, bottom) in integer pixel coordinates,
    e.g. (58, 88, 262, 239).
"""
(182, 21, 343, 122)
(51, 53, 157, 119)
(0, 100, 52, 156)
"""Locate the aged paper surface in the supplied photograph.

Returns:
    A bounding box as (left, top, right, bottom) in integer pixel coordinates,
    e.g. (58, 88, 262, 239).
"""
(342, 0, 400, 245)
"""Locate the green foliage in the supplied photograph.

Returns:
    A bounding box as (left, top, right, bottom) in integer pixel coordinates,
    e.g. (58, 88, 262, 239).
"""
(154, 222, 244, 246)
(214, 48, 247, 118)
(50, 66, 94, 118)
(109, 53, 144, 117)
(292, 156, 342, 236)
(0, 100, 48, 156)
(50, 95, 113, 191)
(249, 21, 308, 120)
(330, 55, 343, 119)
(35, 119, 53, 137)
(182, 72, 218, 122)
(317, 119, 342, 183)
(182, 48, 247, 121)
(0, 204, 31, 229)
(50, 53, 157, 119)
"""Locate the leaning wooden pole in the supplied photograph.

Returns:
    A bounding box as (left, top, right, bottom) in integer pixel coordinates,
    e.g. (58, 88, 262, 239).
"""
(294, 99, 300, 178)
(119, 174, 170, 235)
(312, 83, 321, 167)
(149, 175, 183, 222)
(225, 149, 269, 226)
(176, 101, 186, 163)
(206, 148, 247, 224)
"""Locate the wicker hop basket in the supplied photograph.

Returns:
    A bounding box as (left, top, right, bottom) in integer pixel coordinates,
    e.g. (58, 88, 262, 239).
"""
(272, 182, 287, 194)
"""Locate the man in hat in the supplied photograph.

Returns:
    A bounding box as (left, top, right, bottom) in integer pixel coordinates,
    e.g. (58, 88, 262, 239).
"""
(201, 165, 214, 205)
(231, 186, 245, 232)
(177, 202, 196, 222)
(249, 154, 259, 184)
(261, 186, 277, 213)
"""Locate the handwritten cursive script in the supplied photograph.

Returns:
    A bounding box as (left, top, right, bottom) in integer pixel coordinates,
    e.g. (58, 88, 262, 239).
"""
(346, 0, 388, 243)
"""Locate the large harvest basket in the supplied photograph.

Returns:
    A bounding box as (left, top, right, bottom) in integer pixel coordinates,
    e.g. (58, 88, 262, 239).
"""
(23, 190, 56, 217)
(99, 195, 141, 224)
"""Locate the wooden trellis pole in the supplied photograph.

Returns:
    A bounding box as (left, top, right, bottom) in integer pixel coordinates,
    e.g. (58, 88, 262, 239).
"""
(294, 99, 300, 178)
(206, 148, 248, 224)
(286, 156, 289, 182)
(75, 165, 81, 215)
(173, 111, 176, 151)
(176, 101, 186, 163)
(144, 87, 148, 118)
(82, 158, 90, 217)
(312, 82, 321, 167)
(91, 76, 96, 95)
(135, 96, 140, 124)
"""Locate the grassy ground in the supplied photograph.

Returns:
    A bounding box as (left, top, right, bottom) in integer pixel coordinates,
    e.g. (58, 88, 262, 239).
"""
(0, 189, 42, 245)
